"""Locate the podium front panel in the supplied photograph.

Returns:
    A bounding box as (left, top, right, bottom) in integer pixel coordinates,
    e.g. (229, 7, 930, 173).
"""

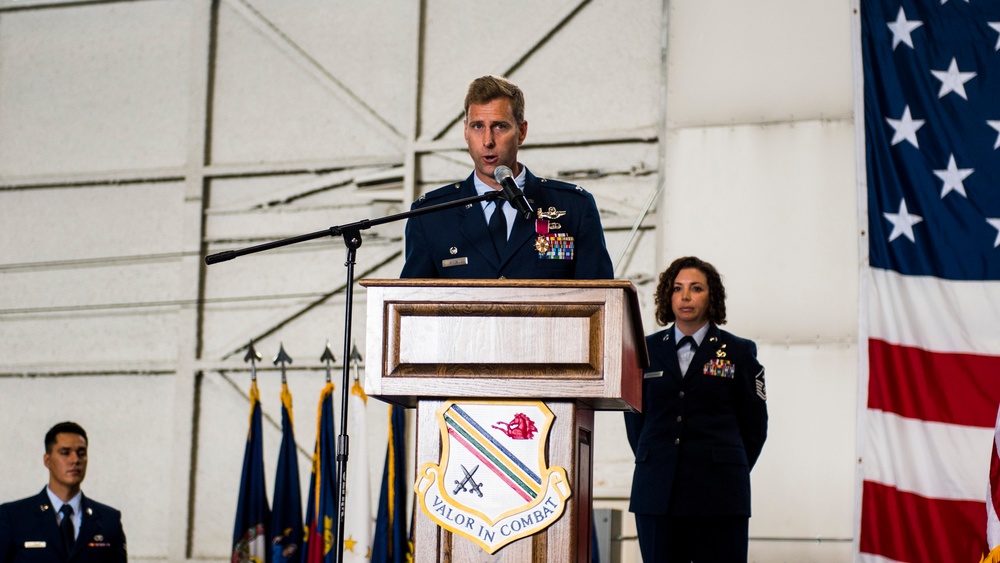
(361, 279, 646, 411)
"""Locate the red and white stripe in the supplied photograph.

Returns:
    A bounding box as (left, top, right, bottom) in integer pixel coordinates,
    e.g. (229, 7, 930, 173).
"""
(859, 268, 1000, 562)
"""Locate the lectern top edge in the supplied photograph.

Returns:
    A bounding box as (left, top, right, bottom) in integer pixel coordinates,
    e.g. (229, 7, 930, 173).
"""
(359, 278, 637, 290)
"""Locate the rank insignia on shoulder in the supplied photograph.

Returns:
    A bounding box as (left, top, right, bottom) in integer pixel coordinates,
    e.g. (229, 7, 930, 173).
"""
(756, 367, 767, 400)
(703, 359, 735, 379)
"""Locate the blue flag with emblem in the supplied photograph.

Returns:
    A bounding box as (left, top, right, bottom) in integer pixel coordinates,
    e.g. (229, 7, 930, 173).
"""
(232, 379, 271, 563)
(302, 382, 338, 563)
(371, 405, 408, 563)
(272, 381, 303, 563)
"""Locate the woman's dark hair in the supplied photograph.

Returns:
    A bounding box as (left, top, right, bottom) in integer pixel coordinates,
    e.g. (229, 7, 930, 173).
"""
(654, 256, 727, 326)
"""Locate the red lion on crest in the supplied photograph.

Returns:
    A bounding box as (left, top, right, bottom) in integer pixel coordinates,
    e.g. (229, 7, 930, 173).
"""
(492, 413, 538, 440)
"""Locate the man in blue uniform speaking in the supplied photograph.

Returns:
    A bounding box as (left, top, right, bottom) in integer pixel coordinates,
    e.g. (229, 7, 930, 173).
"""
(0, 422, 127, 563)
(400, 75, 614, 280)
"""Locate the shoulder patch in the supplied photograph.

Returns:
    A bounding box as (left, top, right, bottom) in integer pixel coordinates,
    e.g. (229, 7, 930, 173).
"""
(755, 367, 767, 401)
(536, 177, 590, 195)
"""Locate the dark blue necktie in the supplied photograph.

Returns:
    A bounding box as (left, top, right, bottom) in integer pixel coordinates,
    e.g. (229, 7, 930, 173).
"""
(489, 198, 508, 255)
(59, 504, 74, 552)
(677, 335, 697, 351)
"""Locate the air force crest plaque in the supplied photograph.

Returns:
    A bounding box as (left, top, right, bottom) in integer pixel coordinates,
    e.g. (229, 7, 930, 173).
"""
(415, 400, 571, 554)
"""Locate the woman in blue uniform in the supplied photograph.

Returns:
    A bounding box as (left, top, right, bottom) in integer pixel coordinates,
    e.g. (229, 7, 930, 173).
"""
(624, 256, 768, 562)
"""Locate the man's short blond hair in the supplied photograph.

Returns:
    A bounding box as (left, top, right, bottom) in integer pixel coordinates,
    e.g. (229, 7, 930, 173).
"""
(464, 75, 525, 124)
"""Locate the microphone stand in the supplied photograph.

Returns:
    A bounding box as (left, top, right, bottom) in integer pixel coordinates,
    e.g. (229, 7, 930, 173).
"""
(206, 188, 505, 563)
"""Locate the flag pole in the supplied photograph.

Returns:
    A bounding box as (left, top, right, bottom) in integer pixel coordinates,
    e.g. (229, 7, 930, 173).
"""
(321, 342, 336, 384)
(273, 343, 292, 383)
(244, 340, 261, 381)
(350, 343, 362, 383)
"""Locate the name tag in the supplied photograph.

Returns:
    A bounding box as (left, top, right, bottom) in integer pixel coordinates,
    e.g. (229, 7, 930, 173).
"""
(643, 370, 664, 379)
(441, 257, 468, 268)
(24, 541, 46, 548)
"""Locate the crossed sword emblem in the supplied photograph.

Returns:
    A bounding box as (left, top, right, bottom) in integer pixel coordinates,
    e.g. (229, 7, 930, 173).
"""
(453, 464, 484, 497)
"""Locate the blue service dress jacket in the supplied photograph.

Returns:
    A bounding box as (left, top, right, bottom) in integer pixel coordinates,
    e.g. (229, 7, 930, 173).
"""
(0, 489, 127, 563)
(624, 325, 768, 517)
(399, 168, 614, 280)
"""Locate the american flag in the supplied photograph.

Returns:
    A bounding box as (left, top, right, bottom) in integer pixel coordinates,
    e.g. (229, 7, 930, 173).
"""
(859, 1, 1000, 561)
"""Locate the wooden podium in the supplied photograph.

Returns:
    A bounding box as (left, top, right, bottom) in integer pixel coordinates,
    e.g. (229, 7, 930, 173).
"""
(361, 279, 647, 563)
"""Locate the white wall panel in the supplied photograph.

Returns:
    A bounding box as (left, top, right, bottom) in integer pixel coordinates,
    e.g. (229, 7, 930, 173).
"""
(506, 0, 663, 137)
(0, 1, 191, 177)
(420, 0, 583, 139)
(667, 0, 854, 128)
(231, 0, 419, 137)
(0, 264, 180, 311)
(593, 411, 640, 498)
(0, 375, 175, 558)
(423, 0, 663, 141)
(0, 183, 184, 263)
(210, 0, 407, 164)
(662, 119, 858, 341)
(750, 540, 853, 561)
(517, 143, 662, 217)
(0, 312, 181, 368)
(750, 343, 858, 538)
(0, 182, 184, 367)
(206, 169, 403, 210)
(206, 203, 404, 245)
(200, 263, 398, 361)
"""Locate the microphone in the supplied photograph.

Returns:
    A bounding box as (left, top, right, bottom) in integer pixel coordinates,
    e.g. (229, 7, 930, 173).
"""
(493, 166, 534, 220)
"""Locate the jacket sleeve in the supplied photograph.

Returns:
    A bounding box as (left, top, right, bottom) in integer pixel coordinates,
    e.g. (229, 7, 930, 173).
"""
(737, 341, 768, 470)
(116, 525, 128, 563)
(571, 190, 614, 280)
(623, 408, 644, 456)
(399, 203, 438, 279)
(108, 507, 128, 563)
(0, 503, 13, 563)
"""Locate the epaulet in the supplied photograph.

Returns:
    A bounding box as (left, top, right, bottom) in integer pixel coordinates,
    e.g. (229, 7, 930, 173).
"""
(412, 182, 464, 208)
(718, 329, 755, 348)
(535, 176, 590, 195)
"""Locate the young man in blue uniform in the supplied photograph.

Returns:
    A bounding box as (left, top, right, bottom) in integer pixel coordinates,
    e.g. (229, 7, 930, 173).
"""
(400, 75, 613, 280)
(624, 256, 768, 562)
(0, 422, 127, 563)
